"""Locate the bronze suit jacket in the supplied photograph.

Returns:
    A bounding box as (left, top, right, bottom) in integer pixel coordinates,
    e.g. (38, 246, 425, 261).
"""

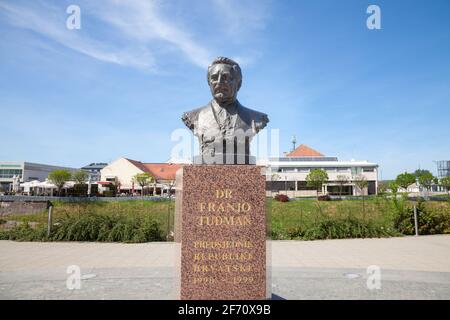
(182, 100, 269, 157)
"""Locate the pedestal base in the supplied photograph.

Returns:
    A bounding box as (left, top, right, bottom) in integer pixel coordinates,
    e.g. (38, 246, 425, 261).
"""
(175, 165, 267, 300)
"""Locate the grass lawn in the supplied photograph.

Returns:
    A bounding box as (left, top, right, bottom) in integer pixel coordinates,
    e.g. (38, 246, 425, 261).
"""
(1, 197, 449, 242)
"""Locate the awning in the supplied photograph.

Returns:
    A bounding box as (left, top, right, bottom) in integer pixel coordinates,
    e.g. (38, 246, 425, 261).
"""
(97, 181, 113, 185)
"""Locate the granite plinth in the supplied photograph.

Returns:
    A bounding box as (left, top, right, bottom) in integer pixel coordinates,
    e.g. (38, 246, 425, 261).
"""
(193, 154, 256, 165)
(175, 165, 267, 300)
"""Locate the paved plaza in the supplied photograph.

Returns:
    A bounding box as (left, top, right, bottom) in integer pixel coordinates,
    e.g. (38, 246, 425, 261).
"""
(1, 235, 449, 299)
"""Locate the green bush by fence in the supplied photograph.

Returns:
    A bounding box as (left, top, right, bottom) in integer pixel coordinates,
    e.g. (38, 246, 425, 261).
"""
(0, 212, 164, 242)
(0, 200, 168, 243)
(1, 197, 449, 242)
(270, 196, 450, 240)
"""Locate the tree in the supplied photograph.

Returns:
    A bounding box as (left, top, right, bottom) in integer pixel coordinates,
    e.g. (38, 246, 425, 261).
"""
(395, 172, 416, 192)
(271, 173, 281, 194)
(335, 175, 349, 196)
(439, 176, 450, 195)
(132, 173, 154, 196)
(106, 177, 119, 197)
(48, 170, 72, 196)
(388, 181, 399, 195)
(354, 175, 369, 215)
(354, 175, 368, 195)
(417, 171, 435, 191)
(72, 170, 88, 184)
(414, 169, 432, 179)
(306, 169, 329, 195)
(377, 181, 388, 195)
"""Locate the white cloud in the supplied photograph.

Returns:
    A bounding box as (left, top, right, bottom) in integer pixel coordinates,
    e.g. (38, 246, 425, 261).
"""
(0, 1, 156, 70)
(211, 0, 270, 37)
(0, 0, 270, 71)
(87, 0, 212, 68)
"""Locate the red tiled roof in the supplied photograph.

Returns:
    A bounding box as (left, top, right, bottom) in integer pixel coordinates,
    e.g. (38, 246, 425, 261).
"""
(126, 158, 149, 173)
(142, 163, 182, 181)
(126, 158, 182, 180)
(286, 144, 324, 157)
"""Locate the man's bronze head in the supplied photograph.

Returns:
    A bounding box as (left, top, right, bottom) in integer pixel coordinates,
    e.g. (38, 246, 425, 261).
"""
(207, 57, 242, 105)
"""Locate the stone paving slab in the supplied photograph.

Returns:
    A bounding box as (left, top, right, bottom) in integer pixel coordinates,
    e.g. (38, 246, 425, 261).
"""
(1, 266, 448, 300)
(0, 235, 449, 299)
(270, 235, 450, 272)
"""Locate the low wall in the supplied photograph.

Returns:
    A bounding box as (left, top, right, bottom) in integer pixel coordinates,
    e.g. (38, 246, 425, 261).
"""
(0, 201, 48, 216)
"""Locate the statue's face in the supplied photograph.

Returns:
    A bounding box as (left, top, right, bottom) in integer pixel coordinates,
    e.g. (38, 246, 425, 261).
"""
(208, 64, 239, 104)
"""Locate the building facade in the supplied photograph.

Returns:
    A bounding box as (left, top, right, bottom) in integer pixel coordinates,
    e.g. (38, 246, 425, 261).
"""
(0, 161, 77, 193)
(260, 145, 378, 197)
(81, 163, 108, 182)
(99, 157, 182, 195)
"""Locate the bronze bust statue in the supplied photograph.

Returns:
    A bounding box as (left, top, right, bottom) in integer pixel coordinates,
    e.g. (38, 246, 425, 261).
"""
(182, 57, 269, 164)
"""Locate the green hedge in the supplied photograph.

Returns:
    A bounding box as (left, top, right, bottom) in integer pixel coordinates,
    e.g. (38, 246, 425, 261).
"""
(393, 198, 450, 235)
(0, 212, 164, 243)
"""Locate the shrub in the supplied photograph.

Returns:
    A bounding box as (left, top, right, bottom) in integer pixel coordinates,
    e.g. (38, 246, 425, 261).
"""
(284, 214, 398, 240)
(274, 194, 289, 202)
(393, 199, 450, 235)
(50, 212, 164, 242)
(103, 190, 116, 197)
(0, 223, 48, 241)
(69, 184, 88, 197)
(0, 211, 164, 243)
(318, 195, 331, 201)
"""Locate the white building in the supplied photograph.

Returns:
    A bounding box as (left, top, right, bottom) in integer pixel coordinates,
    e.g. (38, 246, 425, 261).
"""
(260, 145, 378, 197)
(99, 157, 182, 196)
(0, 161, 77, 193)
(81, 162, 107, 182)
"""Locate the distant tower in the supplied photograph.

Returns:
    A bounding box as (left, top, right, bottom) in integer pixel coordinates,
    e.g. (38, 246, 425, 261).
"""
(291, 135, 297, 152)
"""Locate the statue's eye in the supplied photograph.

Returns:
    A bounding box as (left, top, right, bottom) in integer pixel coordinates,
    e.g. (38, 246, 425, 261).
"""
(211, 75, 218, 81)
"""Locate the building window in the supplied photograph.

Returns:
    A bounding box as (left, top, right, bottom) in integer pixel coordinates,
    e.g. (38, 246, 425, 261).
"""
(297, 181, 317, 191)
(281, 167, 297, 173)
(363, 167, 375, 172)
(0, 169, 23, 179)
(269, 181, 296, 191)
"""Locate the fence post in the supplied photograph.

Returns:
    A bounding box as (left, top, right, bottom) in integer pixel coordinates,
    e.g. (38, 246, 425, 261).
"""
(47, 204, 53, 237)
(167, 200, 171, 240)
(413, 204, 419, 236)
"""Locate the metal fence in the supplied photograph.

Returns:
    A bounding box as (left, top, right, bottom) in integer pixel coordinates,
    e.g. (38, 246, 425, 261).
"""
(0, 195, 173, 202)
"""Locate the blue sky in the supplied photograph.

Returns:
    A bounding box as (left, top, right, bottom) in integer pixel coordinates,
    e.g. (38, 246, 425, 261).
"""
(0, 0, 449, 179)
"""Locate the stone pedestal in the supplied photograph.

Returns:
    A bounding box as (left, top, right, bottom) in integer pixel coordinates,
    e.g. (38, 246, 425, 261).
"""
(175, 165, 268, 300)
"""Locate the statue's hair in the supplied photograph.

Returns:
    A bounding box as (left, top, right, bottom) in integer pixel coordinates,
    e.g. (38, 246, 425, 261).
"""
(207, 57, 242, 90)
